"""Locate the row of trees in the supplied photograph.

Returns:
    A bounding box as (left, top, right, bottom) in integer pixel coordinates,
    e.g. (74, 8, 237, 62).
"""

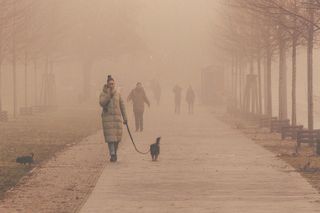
(0, 0, 143, 118)
(221, 0, 320, 130)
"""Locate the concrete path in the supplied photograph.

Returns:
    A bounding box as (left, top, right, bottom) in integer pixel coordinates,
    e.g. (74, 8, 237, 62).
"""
(80, 106, 320, 213)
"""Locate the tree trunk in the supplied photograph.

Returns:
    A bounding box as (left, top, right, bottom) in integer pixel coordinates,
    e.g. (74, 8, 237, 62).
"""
(278, 25, 288, 120)
(250, 55, 254, 113)
(263, 57, 267, 115)
(41, 56, 49, 106)
(12, 2, 17, 118)
(34, 60, 38, 106)
(307, 3, 314, 130)
(0, 63, 2, 112)
(12, 51, 16, 118)
(232, 56, 236, 106)
(292, 33, 297, 126)
(239, 61, 243, 110)
(266, 41, 272, 117)
(24, 52, 28, 107)
(290, 0, 298, 126)
(235, 55, 239, 109)
(257, 51, 262, 114)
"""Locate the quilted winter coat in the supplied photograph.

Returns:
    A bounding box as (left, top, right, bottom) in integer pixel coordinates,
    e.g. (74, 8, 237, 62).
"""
(99, 85, 127, 143)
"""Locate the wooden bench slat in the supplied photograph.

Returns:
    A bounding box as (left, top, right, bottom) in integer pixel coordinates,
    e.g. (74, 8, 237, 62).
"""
(0, 111, 8, 122)
(296, 129, 320, 146)
(260, 117, 277, 128)
(281, 125, 303, 140)
(271, 119, 290, 133)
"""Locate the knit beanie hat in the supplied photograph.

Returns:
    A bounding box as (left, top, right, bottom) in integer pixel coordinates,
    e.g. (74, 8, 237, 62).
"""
(107, 75, 114, 82)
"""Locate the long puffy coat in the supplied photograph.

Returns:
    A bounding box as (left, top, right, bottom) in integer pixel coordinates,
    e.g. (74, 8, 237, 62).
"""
(99, 85, 127, 143)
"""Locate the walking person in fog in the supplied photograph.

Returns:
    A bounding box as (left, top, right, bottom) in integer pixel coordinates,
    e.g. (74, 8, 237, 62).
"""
(186, 86, 195, 114)
(173, 84, 182, 114)
(151, 80, 161, 105)
(99, 75, 127, 162)
(127, 82, 150, 132)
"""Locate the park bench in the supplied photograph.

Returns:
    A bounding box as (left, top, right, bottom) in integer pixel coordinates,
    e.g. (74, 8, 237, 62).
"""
(20, 107, 33, 116)
(246, 113, 262, 123)
(296, 129, 320, 153)
(270, 119, 290, 133)
(236, 112, 264, 124)
(0, 111, 8, 121)
(40, 105, 58, 113)
(32, 105, 47, 113)
(260, 117, 277, 128)
(47, 105, 58, 111)
(227, 106, 238, 115)
(281, 125, 304, 140)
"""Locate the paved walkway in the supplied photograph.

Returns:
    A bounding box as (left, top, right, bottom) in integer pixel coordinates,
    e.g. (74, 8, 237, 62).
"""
(80, 106, 320, 213)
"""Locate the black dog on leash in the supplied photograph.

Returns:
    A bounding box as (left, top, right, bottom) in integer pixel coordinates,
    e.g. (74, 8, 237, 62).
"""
(16, 153, 34, 165)
(150, 137, 161, 161)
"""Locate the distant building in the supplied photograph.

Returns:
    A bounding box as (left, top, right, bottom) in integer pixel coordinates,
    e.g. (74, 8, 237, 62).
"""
(201, 65, 225, 105)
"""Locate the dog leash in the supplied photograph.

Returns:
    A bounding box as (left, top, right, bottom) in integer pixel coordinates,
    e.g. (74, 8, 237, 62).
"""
(125, 123, 150, 155)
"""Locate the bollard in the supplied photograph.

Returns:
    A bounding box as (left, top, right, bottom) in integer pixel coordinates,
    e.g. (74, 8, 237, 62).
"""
(316, 141, 320, 156)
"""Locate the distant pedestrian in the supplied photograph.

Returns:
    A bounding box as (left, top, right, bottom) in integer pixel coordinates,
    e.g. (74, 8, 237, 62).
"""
(173, 84, 182, 114)
(186, 86, 195, 114)
(127, 82, 150, 132)
(152, 80, 161, 106)
(99, 75, 127, 162)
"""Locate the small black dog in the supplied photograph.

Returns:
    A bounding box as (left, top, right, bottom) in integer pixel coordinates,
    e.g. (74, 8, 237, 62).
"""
(16, 153, 34, 165)
(150, 137, 161, 161)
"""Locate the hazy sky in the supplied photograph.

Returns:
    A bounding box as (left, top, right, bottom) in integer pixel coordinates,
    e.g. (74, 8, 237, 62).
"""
(135, 0, 222, 84)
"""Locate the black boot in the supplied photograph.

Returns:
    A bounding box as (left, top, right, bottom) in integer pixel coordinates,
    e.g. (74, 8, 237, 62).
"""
(110, 154, 116, 162)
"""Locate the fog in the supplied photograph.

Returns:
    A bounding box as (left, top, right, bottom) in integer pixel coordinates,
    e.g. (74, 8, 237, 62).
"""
(0, 0, 318, 128)
(4, 1, 320, 211)
(0, 0, 225, 116)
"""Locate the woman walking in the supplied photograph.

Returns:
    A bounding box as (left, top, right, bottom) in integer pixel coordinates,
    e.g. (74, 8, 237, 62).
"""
(99, 75, 127, 162)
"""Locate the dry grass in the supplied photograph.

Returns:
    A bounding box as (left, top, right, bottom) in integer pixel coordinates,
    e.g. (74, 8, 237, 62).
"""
(0, 107, 101, 198)
(221, 114, 320, 193)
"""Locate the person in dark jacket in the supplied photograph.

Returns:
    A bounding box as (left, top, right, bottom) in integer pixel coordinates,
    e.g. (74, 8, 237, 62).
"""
(173, 84, 182, 114)
(151, 80, 161, 106)
(99, 75, 127, 162)
(186, 86, 195, 114)
(127, 82, 150, 132)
